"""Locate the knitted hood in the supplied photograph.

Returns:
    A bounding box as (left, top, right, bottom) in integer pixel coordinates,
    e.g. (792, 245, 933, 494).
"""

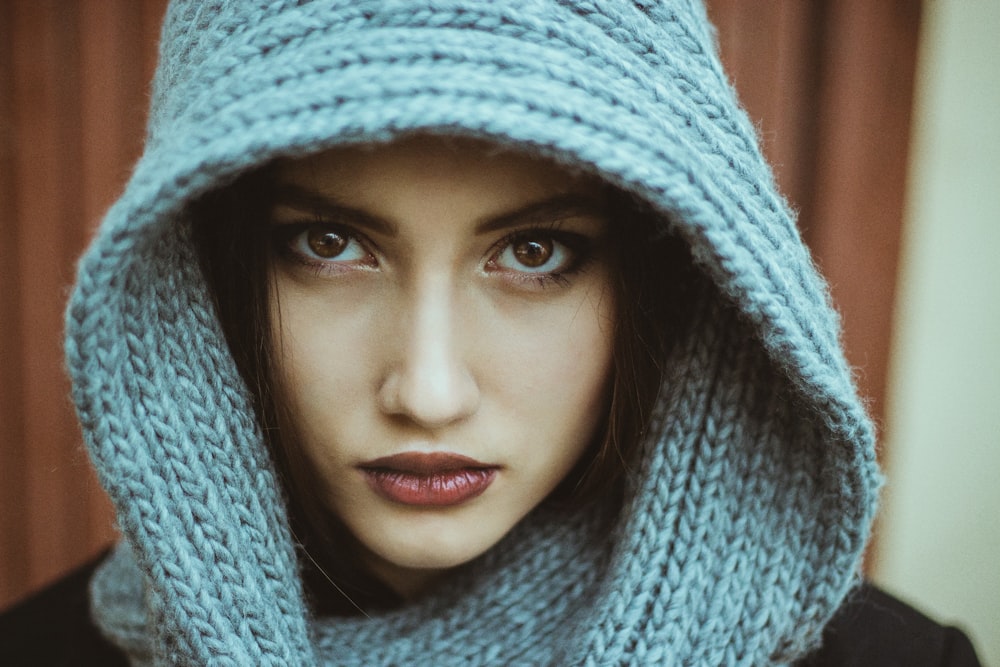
(67, 1, 880, 664)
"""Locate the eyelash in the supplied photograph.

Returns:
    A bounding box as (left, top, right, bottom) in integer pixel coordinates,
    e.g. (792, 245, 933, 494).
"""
(269, 221, 595, 289)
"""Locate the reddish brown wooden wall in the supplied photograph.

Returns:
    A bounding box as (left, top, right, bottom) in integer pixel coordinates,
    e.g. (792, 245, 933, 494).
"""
(0, 0, 920, 611)
(0, 0, 168, 610)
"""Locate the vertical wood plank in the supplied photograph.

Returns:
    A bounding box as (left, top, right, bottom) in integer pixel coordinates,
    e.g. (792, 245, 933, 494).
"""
(10, 0, 62, 586)
(11, 0, 88, 592)
(0, 0, 31, 607)
(809, 0, 921, 435)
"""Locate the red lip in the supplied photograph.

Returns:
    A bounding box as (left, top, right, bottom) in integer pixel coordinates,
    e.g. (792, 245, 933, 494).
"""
(359, 453, 498, 507)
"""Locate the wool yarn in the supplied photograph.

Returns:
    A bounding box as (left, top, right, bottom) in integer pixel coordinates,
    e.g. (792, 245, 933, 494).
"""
(66, 1, 881, 664)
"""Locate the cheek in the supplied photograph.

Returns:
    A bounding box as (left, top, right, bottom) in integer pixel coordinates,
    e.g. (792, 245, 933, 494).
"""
(268, 284, 376, 462)
(487, 280, 616, 454)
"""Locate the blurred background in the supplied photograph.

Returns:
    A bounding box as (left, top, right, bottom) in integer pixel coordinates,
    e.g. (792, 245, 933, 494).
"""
(1, 1, 996, 661)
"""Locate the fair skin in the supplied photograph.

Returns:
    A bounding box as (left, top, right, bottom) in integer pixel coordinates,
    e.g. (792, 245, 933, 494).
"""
(268, 136, 616, 598)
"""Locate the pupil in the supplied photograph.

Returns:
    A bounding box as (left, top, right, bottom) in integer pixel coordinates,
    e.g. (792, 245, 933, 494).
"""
(307, 227, 347, 258)
(514, 238, 552, 268)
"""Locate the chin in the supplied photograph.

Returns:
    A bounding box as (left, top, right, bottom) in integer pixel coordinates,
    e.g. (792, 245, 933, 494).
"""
(370, 524, 499, 572)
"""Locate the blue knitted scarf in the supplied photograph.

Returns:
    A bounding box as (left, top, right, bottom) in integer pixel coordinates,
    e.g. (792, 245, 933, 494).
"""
(66, 1, 881, 664)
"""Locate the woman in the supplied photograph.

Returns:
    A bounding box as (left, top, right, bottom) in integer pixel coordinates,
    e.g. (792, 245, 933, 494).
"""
(0, 0, 981, 664)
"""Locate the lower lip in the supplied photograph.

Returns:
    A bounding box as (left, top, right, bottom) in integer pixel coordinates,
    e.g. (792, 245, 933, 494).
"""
(362, 468, 498, 507)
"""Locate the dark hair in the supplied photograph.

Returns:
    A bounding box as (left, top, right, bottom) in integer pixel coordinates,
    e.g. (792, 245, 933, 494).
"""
(190, 159, 692, 613)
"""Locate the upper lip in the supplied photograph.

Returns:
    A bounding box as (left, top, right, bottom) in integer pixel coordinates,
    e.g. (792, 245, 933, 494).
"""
(359, 452, 495, 474)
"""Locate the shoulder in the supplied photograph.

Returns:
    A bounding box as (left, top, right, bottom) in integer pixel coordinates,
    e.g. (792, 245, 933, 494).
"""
(0, 551, 128, 666)
(800, 583, 982, 667)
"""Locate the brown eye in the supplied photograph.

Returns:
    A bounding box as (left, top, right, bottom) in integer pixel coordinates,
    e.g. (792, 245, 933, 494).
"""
(307, 226, 348, 258)
(493, 233, 577, 278)
(513, 238, 554, 268)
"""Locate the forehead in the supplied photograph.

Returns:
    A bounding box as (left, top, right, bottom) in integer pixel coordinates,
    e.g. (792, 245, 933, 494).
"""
(274, 136, 600, 211)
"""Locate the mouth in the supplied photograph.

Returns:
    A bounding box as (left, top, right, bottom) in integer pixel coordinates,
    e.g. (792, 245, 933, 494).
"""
(358, 452, 499, 507)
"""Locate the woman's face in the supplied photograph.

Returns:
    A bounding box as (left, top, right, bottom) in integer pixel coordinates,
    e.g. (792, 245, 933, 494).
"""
(268, 137, 616, 596)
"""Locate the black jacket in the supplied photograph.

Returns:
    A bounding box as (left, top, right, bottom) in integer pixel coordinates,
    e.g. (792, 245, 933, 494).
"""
(0, 554, 982, 666)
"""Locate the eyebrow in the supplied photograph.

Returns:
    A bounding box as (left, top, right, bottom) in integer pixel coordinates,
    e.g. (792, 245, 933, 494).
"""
(272, 184, 396, 236)
(474, 194, 608, 234)
(271, 184, 608, 237)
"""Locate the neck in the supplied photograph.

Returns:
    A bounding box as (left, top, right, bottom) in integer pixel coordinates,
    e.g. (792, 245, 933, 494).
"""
(356, 547, 446, 601)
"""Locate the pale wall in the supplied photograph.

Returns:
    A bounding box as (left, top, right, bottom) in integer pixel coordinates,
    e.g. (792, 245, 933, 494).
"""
(872, 0, 1000, 663)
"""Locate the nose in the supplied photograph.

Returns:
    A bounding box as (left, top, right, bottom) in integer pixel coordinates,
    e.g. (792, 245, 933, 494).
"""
(377, 278, 480, 429)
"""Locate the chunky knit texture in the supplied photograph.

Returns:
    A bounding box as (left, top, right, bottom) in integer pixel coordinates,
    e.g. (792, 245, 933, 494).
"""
(66, 1, 881, 664)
